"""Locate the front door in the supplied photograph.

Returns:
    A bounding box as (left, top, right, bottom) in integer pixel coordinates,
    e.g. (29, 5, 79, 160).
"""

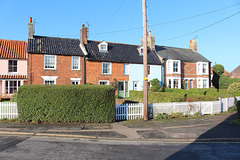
(118, 81, 129, 98)
(133, 81, 140, 91)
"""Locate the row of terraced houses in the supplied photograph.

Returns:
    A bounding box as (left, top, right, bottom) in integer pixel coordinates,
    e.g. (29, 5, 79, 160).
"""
(0, 17, 211, 99)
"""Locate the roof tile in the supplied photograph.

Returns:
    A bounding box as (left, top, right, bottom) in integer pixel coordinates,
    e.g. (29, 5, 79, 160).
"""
(0, 39, 27, 59)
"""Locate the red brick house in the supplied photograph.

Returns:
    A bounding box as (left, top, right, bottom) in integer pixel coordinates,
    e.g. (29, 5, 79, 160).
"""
(27, 19, 161, 97)
(155, 39, 211, 89)
(0, 39, 27, 99)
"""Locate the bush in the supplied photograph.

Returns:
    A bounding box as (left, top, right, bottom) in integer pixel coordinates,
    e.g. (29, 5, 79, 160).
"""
(150, 78, 164, 92)
(219, 75, 240, 89)
(17, 85, 115, 123)
(129, 91, 185, 103)
(186, 94, 219, 101)
(228, 82, 240, 93)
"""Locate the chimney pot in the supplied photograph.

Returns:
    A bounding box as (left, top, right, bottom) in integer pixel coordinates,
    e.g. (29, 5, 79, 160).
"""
(28, 17, 33, 39)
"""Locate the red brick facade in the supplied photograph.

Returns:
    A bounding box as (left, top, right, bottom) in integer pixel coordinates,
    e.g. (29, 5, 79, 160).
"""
(162, 60, 211, 89)
(85, 61, 129, 85)
(28, 54, 85, 85)
(28, 54, 129, 86)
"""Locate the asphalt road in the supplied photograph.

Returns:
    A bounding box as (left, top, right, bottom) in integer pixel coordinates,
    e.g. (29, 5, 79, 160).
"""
(0, 135, 240, 160)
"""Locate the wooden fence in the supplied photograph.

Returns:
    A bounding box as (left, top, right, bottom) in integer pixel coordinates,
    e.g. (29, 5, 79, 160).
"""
(116, 103, 144, 121)
(0, 102, 18, 119)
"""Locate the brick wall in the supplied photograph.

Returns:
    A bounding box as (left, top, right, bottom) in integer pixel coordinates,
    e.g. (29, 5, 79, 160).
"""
(86, 61, 129, 85)
(28, 54, 84, 84)
(162, 61, 211, 89)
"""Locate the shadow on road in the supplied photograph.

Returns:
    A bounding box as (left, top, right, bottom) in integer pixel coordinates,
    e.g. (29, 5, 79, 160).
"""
(166, 113, 240, 160)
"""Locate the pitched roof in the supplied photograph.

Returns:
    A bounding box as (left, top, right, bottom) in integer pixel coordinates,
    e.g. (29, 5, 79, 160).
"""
(155, 45, 211, 63)
(0, 39, 27, 59)
(230, 65, 240, 78)
(85, 41, 161, 65)
(28, 36, 85, 56)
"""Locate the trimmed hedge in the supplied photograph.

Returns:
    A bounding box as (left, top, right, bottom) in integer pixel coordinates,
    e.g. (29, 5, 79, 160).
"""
(186, 94, 219, 101)
(129, 91, 185, 103)
(219, 75, 240, 89)
(17, 85, 115, 123)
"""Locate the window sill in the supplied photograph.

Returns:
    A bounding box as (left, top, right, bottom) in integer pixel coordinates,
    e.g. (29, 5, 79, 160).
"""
(8, 72, 18, 74)
(102, 73, 112, 75)
(44, 68, 57, 70)
(166, 72, 181, 75)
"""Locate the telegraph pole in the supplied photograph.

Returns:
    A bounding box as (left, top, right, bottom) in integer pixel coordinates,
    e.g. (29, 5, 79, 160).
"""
(142, 0, 148, 120)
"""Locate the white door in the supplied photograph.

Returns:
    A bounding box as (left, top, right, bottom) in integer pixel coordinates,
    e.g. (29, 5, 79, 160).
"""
(133, 81, 140, 91)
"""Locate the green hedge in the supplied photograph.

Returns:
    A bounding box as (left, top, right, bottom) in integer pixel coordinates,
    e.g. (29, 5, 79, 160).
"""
(186, 94, 219, 101)
(129, 91, 185, 103)
(17, 85, 115, 123)
(219, 75, 240, 89)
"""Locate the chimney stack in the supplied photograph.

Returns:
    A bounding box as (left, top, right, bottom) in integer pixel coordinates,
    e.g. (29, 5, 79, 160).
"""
(28, 17, 33, 39)
(80, 24, 88, 44)
(189, 38, 197, 51)
(141, 31, 155, 51)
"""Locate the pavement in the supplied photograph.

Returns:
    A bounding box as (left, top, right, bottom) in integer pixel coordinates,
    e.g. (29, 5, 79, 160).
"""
(0, 111, 240, 142)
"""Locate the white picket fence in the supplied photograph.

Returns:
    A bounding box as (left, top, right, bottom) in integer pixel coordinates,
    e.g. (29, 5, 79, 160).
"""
(116, 103, 144, 121)
(116, 96, 240, 121)
(0, 102, 18, 119)
(1, 96, 240, 121)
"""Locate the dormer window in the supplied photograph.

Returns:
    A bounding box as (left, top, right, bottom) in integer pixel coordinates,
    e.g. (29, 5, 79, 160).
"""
(99, 41, 108, 52)
(139, 46, 144, 56)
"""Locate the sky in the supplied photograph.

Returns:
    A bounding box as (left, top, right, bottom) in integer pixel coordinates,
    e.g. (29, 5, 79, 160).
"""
(0, 0, 239, 72)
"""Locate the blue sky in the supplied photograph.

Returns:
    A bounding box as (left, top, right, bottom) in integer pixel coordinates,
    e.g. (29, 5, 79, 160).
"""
(0, 0, 239, 72)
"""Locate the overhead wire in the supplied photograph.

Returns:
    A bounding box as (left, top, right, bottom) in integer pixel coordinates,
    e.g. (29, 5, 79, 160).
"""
(39, 2, 240, 40)
(158, 10, 240, 42)
(89, 2, 240, 36)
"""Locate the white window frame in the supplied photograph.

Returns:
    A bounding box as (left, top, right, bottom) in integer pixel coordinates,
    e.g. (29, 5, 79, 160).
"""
(196, 62, 209, 75)
(139, 46, 144, 56)
(102, 62, 112, 75)
(70, 78, 81, 85)
(166, 77, 181, 89)
(166, 60, 181, 74)
(5, 80, 21, 94)
(71, 56, 80, 70)
(124, 64, 129, 75)
(99, 41, 108, 52)
(133, 81, 140, 91)
(8, 60, 18, 73)
(197, 77, 209, 88)
(44, 55, 56, 70)
(99, 80, 109, 85)
(42, 76, 58, 85)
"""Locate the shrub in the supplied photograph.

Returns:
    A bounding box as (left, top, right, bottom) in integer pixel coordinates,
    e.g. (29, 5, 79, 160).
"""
(129, 91, 185, 103)
(186, 94, 219, 101)
(17, 85, 116, 123)
(150, 78, 164, 92)
(228, 82, 240, 93)
(154, 113, 170, 119)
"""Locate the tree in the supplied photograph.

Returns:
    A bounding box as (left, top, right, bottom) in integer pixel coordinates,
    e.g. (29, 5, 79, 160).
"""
(150, 78, 164, 92)
(212, 64, 224, 76)
(212, 64, 224, 91)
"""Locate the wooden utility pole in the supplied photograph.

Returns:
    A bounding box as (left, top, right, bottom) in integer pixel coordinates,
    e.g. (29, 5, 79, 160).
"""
(142, 0, 148, 120)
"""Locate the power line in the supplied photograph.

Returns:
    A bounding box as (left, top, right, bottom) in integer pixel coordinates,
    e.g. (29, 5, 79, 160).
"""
(39, 2, 240, 38)
(89, 2, 240, 36)
(158, 10, 240, 42)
